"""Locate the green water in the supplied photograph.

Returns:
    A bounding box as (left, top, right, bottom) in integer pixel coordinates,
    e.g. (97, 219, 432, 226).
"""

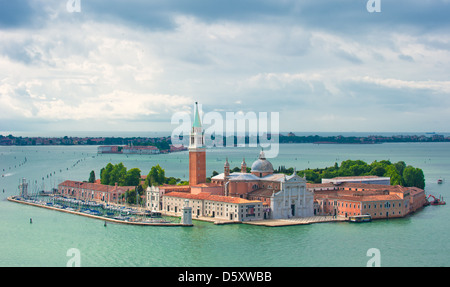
(1, 143, 449, 266)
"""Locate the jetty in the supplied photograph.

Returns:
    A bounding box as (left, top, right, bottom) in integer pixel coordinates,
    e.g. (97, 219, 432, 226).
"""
(242, 216, 348, 227)
(7, 196, 193, 227)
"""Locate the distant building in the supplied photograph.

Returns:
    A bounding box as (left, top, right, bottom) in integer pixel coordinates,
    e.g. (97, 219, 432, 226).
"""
(122, 146, 160, 154)
(97, 145, 161, 154)
(97, 146, 122, 154)
(322, 176, 391, 185)
(309, 182, 427, 219)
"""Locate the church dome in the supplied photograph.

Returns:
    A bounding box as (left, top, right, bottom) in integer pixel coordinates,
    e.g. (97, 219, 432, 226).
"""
(251, 151, 274, 174)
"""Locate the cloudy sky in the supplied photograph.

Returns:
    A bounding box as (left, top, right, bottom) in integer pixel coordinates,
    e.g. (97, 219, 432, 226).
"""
(1, 0, 450, 135)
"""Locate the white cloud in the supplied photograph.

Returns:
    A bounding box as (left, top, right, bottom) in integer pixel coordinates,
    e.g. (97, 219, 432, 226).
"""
(1, 1, 450, 133)
(354, 76, 450, 94)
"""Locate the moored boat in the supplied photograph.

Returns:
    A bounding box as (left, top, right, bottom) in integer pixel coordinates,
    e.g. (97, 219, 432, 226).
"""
(349, 215, 372, 223)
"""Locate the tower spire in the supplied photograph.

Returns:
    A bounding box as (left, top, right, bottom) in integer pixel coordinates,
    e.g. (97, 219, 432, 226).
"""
(189, 102, 206, 186)
(193, 102, 202, 128)
(241, 158, 247, 173)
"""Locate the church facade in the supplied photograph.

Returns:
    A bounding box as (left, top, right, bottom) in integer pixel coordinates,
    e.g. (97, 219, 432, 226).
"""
(150, 102, 314, 222)
(211, 151, 314, 219)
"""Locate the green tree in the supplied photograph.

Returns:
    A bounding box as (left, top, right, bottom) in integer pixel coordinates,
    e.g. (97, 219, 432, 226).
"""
(384, 165, 403, 186)
(370, 166, 386, 177)
(394, 161, 406, 176)
(124, 168, 141, 186)
(88, 170, 96, 183)
(101, 163, 114, 185)
(145, 164, 166, 187)
(369, 161, 386, 176)
(403, 166, 425, 189)
(109, 162, 127, 186)
(298, 169, 320, 183)
(321, 169, 335, 179)
(100, 163, 131, 186)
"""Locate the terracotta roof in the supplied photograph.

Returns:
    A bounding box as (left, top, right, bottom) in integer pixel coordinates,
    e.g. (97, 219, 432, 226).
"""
(329, 176, 384, 180)
(308, 182, 423, 194)
(159, 184, 191, 190)
(248, 188, 276, 198)
(358, 194, 402, 201)
(164, 192, 260, 204)
(190, 183, 222, 188)
(58, 180, 135, 193)
(123, 146, 158, 150)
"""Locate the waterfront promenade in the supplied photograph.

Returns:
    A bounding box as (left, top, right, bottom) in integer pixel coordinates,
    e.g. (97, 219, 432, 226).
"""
(7, 196, 193, 227)
(9, 195, 348, 227)
(162, 210, 348, 226)
(243, 216, 348, 227)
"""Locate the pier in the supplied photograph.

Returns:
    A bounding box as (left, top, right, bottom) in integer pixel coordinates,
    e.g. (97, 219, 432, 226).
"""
(162, 209, 348, 226)
(243, 216, 348, 227)
(7, 196, 193, 227)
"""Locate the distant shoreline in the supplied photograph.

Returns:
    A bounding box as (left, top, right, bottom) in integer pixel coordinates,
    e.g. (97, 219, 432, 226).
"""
(1, 133, 449, 146)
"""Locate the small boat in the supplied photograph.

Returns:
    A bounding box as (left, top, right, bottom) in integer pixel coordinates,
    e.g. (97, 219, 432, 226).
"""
(349, 215, 372, 223)
(438, 179, 443, 184)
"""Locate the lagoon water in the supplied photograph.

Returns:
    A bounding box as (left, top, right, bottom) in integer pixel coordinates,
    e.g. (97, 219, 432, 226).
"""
(1, 143, 449, 266)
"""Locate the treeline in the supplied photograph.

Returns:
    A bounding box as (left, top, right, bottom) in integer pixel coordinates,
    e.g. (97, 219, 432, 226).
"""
(279, 134, 449, 144)
(296, 159, 425, 189)
(0, 134, 173, 147)
(88, 163, 188, 205)
(98, 163, 142, 186)
(215, 160, 425, 189)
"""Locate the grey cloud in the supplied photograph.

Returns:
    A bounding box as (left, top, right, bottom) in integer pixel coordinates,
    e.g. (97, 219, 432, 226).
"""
(398, 54, 414, 62)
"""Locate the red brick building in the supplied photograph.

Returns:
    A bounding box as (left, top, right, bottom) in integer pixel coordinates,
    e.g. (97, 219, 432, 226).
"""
(58, 180, 135, 204)
(309, 182, 427, 219)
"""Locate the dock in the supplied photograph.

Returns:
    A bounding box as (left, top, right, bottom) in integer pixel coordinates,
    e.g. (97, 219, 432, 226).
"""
(162, 210, 348, 227)
(242, 216, 348, 227)
(7, 196, 193, 227)
(9, 196, 350, 228)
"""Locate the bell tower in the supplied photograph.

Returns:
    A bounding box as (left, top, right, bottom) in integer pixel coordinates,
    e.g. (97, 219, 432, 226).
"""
(189, 102, 206, 186)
